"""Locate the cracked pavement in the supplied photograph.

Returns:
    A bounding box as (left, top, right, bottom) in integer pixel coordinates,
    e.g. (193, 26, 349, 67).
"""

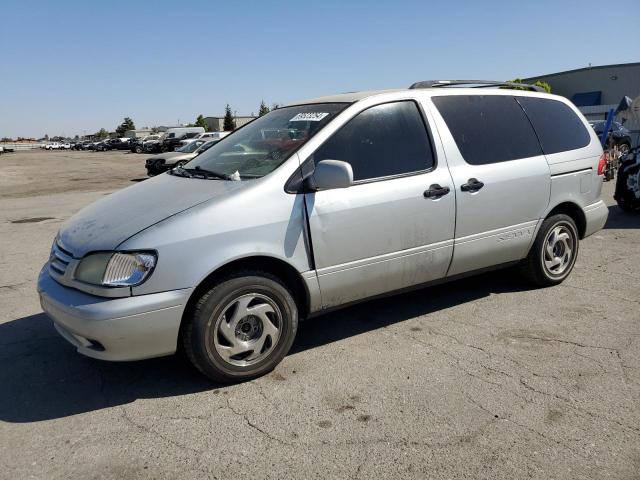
(1, 150, 639, 479)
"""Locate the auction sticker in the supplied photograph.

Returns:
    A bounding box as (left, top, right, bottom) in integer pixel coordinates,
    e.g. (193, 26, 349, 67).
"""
(290, 112, 329, 122)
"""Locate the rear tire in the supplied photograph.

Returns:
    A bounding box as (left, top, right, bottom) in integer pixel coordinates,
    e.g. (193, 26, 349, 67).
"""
(520, 214, 579, 287)
(182, 271, 298, 383)
(615, 162, 640, 212)
(619, 142, 631, 155)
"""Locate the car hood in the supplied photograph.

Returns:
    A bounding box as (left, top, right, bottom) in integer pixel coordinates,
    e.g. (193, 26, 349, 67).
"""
(166, 152, 197, 162)
(58, 174, 248, 257)
(148, 151, 184, 161)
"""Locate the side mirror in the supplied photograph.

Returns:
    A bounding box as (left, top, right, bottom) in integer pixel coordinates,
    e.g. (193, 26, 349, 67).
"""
(312, 160, 353, 190)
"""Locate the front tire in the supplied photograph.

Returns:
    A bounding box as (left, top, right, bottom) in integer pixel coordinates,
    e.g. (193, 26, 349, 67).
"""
(520, 214, 579, 287)
(182, 271, 298, 383)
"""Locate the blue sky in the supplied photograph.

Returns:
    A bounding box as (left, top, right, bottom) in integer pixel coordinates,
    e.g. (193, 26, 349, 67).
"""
(1, 0, 638, 138)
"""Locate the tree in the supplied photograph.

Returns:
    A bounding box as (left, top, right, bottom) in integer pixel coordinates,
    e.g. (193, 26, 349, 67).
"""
(533, 80, 551, 93)
(195, 114, 209, 131)
(223, 104, 235, 131)
(115, 117, 135, 137)
(507, 78, 552, 93)
(258, 100, 270, 116)
(1, 137, 13, 142)
(271, 103, 280, 110)
(44, 134, 49, 141)
(95, 128, 109, 139)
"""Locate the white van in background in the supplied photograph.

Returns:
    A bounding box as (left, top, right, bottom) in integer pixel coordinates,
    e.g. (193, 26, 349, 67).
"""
(195, 131, 231, 141)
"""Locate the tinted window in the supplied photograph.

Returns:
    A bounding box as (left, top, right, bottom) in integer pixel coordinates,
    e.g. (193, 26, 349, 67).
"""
(314, 101, 434, 181)
(517, 97, 591, 154)
(432, 95, 542, 165)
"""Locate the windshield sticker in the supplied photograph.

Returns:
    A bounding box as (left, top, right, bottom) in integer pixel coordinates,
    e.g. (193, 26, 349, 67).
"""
(289, 112, 329, 122)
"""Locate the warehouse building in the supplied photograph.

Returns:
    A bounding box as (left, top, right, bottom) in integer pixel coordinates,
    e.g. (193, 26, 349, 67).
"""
(524, 62, 640, 121)
(124, 128, 154, 139)
(204, 116, 256, 132)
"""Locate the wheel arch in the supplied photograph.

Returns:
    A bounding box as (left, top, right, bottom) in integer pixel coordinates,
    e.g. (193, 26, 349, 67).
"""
(545, 201, 587, 238)
(179, 255, 311, 339)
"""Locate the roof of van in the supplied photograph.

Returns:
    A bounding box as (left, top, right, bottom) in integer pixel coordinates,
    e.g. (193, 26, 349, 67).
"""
(287, 86, 551, 106)
(286, 89, 405, 106)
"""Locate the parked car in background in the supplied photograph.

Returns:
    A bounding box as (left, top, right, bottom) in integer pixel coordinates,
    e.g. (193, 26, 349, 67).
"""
(60, 142, 71, 149)
(94, 140, 110, 151)
(109, 137, 132, 150)
(43, 142, 61, 150)
(590, 121, 633, 153)
(145, 139, 217, 176)
(38, 82, 609, 382)
(131, 134, 163, 153)
(160, 127, 205, 152)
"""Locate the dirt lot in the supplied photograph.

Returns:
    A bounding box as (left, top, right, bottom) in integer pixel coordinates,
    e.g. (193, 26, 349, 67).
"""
(1, 149, 639, 480)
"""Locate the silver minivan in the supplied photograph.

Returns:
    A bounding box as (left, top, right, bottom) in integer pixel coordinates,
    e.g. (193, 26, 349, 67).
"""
(38, 81, 609, 382)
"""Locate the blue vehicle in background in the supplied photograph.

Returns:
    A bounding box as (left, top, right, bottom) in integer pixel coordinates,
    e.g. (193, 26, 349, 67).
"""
(590, 120, 633, 154)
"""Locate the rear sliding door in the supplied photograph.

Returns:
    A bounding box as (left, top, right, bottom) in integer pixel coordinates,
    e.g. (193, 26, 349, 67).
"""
(429, 94, 551, 276)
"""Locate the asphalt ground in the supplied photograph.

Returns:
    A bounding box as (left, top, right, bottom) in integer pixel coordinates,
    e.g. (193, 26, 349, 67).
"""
(1, 149, 639, 479)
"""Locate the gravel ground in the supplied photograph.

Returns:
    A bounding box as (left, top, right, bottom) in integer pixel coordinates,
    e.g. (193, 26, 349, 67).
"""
(1, 150, 639, 480)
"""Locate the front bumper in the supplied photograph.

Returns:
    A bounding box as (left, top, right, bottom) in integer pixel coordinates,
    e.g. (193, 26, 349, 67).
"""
(37, 267, 191, 361)
(583, 200, 609, 238)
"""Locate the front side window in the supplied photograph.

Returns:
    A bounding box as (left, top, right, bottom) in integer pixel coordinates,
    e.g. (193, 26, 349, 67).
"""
(516, 97, 591, 154)
(432, 95, 542, 165)
(188, 103, 348, 178)
(313, 101, 435, 182)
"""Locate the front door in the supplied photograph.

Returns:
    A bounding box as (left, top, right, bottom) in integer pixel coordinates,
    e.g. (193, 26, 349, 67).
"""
(304, 100, 456, 308)
(428, 94, 551, 276)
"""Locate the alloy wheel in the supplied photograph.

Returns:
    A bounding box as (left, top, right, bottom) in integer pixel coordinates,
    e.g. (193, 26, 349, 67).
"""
(542, 224, 575, 277)
(209, 293, 282, 367)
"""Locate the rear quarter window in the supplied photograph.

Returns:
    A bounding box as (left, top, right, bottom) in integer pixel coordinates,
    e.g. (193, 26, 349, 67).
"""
(431, 95, 542, 165)
(516, 97, 591, 154)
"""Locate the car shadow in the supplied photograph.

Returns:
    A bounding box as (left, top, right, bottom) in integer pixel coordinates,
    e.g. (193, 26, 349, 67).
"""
(292, 269, 529, 354)
(604, 204, 640, 229)
(0, 269, 530, 423)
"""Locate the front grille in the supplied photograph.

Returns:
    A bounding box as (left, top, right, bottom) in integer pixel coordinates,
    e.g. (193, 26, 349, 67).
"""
(50, 242, 73, 276)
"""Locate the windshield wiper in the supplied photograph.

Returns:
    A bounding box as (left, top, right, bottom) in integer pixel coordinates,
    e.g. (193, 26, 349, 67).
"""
(182, 166, 233, 180)
(169, 166, 193, 178)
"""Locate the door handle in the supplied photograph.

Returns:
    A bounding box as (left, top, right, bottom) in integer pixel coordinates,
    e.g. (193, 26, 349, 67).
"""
(424, 184, 451, 198)
(461, 178, 485, 192)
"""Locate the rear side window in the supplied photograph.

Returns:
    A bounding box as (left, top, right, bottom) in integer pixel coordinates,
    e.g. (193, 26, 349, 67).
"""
(314, 101, 434, 182)
(432, 95, 542, 165)
(517, 97, 591, 154)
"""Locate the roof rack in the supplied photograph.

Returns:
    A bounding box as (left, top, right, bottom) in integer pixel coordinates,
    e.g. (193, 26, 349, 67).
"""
(409, 80, 545, 93)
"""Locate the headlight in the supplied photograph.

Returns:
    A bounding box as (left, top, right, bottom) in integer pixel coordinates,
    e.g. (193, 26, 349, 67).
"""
(75, 252, 156, 287)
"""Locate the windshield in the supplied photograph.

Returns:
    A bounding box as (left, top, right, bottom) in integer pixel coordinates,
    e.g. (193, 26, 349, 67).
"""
(187, 103, 348, 178)
(176, 141, 204, 153)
